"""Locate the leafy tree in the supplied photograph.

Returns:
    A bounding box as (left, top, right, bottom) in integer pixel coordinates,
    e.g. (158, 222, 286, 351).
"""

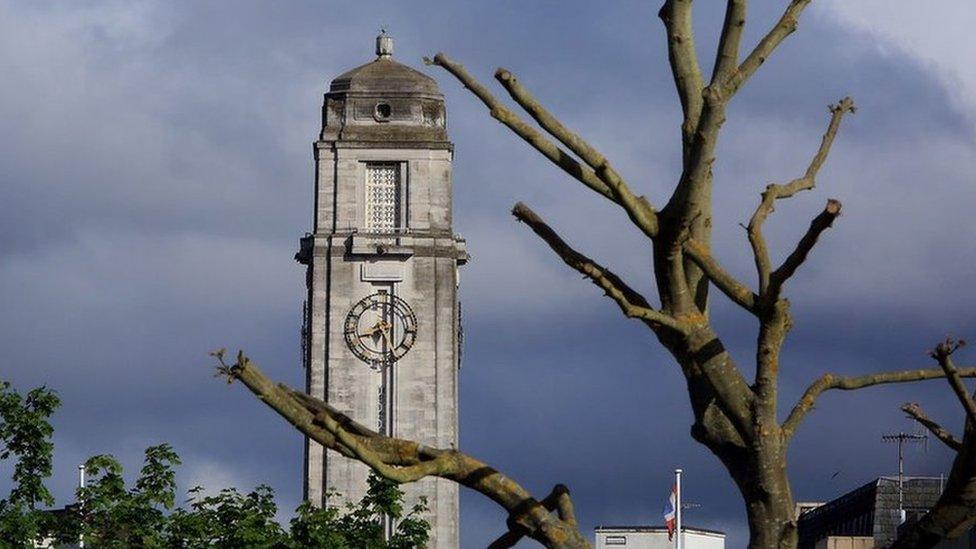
(56, 444, 181, 547)
(287, 474, 429, 549)
(163, 475, 429, 548)
(0, 380, 429, 548)
(57, 444, 429, 548)
(0, 381, 59, 547)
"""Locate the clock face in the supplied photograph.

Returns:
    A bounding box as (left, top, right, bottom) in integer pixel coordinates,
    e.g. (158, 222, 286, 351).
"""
(343, 292, 418, 368)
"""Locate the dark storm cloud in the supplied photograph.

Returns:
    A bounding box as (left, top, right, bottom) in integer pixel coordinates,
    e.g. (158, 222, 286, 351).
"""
(1, 1, 974, 547)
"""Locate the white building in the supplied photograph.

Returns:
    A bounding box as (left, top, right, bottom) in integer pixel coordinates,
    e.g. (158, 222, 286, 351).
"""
(595, 526, 726, 549)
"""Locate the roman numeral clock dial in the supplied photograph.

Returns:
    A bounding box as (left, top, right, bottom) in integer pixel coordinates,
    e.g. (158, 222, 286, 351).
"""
(343, 292, 418, 368)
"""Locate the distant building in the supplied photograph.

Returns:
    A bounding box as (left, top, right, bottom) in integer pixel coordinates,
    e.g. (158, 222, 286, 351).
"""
(803, 529, 976, 548)
(34, 505, 80, 548)
(595, 526, 725, 548)
(811, 536, 873, 549)
(797, 476, 953, 548)
(796, 501, 825, 520)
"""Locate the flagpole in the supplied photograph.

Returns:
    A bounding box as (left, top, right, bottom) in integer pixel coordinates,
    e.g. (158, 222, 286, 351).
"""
(675, 468, 682, 549)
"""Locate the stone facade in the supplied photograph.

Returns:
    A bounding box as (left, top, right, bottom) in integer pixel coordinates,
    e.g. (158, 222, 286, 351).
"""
(297, 35, 465, 548)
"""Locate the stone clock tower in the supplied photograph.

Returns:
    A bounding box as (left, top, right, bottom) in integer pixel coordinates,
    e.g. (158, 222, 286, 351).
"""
(295, 33, 465, 548)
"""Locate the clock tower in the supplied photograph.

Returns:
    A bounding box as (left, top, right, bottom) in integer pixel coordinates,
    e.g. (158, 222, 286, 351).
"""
(296, 32, 465, 548)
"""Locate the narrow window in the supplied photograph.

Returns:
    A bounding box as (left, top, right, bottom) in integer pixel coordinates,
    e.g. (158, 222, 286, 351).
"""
(605, 535, 627, 545)
(365, 162, 401, 232)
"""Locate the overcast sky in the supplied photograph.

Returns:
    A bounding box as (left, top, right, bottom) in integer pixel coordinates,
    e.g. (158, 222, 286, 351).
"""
(2, 1, 976, 546)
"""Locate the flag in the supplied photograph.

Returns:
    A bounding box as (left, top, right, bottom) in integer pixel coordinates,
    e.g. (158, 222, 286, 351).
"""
(662, 483, 677, 540)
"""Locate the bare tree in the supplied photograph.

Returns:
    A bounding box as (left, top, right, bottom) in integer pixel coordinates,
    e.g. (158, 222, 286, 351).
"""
(892, 339, 976, 548)
(220, 3, 976, 548)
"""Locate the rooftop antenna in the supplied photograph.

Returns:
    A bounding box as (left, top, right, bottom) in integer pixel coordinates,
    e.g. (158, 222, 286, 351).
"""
(881, 431, 927, 524)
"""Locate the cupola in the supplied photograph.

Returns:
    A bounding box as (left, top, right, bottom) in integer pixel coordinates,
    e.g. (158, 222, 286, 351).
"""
(321, 32, 447, 143)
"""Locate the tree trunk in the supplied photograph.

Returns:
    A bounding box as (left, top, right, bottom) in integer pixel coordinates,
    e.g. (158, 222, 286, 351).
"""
(735, 451, 797, 549)
(743, 492, 797, 549)
(690, 399, 798, 549)
(696, 438, 799, 549)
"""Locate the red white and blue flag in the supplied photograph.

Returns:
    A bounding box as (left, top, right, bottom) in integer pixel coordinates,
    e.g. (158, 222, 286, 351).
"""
(663, 483, 677, 540)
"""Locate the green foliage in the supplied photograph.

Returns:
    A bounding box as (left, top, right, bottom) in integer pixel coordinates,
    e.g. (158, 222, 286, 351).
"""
(0, 381, 60, 547)
(0, 380, 430, 548)
(289, 475, 430, 549)
(165, 485, 287, 547)
(137, 443, 181, 509)
(62, 457, 430, 548)
(65, 459, 429, 548)
(56, 444, 181, 547)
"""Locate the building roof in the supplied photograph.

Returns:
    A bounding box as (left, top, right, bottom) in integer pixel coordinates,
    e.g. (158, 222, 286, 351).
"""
(797, 476, 944, 549)
(595, 525, 726, 537)
(330, 57, 441, 96)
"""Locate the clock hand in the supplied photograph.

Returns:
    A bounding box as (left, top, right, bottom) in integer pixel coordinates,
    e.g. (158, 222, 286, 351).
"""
(380, 322, 394, 346)
(359, 320, 383, 338)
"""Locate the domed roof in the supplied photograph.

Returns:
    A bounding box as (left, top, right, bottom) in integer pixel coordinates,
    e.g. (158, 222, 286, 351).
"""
(330, 58, 441, 95)
(319, 33, 449, 144)
(329, 33, 440, 96)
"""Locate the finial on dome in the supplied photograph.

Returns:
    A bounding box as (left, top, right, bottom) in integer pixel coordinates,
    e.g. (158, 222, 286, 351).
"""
(376, 28, 393, 58)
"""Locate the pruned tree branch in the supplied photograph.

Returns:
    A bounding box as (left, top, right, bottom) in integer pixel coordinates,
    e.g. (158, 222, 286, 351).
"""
(427, 53, 629, 209)
(658, 0, 705, 153)
(903, 402, 963, 452)
(494, 69, 659, 238)
(217, 351, 591, 549)
(932, 338, 976, 424)
(512, 202, 688, 334)
(711, 0, 747, 84)
(747, 97, 855, 296)
(511, 203, 756, 439)
(426, 53, 614, 202)
(768, 198, 842, 291)
(554, 485, 578, 527)
(782, 365, 976, 439)
(488, 484, 576, 549)
(681, 237, 757, 312)
(725, 0, 813, 96)
(312, 398, 454, 483)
